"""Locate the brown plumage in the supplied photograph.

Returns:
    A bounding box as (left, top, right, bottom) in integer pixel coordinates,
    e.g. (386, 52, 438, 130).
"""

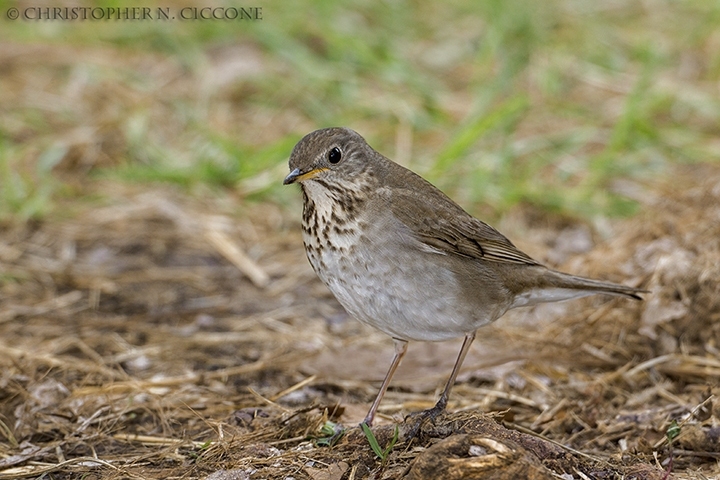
(284, 127, 646, 427)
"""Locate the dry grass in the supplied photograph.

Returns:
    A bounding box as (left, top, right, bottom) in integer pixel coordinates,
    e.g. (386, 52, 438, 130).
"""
(2, 2, 720, 478)
(1, 165, 719, 479)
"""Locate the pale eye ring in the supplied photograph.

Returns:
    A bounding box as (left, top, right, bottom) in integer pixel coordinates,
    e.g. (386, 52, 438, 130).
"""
(328, 147, 342, 164)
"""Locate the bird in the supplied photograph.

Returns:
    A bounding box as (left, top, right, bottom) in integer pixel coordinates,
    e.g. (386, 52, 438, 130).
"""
(283, 127, 646, 428)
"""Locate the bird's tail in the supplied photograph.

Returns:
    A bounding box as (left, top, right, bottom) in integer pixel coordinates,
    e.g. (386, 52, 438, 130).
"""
(549, 270, 646, 300)
(510, 268, 647, 308)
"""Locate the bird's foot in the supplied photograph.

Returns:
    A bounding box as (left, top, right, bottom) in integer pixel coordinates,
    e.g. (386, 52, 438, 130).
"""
(402, 402, 446, 440)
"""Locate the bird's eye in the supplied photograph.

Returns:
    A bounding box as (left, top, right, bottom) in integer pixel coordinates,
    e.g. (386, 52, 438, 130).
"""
(327, 147, 342, 164)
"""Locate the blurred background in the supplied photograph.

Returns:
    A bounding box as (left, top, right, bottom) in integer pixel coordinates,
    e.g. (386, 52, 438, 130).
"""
(1, 0, 718, 223)
(1, 1, 720, 478)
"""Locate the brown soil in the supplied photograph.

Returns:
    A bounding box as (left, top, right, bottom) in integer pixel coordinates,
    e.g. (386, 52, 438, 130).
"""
(1, 165, 720, 479)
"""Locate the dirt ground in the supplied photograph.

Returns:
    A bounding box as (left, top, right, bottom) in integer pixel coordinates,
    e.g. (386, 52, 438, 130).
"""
(1, 163, 720, 480)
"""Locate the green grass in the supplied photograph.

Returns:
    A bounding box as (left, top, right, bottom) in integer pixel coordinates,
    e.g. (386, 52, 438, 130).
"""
(361, 423, 399, 462)
(1, 0, 719, 221)
(0, 140, 63, 221)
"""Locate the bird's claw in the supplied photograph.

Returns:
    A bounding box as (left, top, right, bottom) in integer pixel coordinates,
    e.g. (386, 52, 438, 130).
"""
(402, 403, 445, 440)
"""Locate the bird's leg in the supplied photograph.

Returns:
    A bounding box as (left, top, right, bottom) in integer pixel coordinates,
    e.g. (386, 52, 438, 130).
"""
(404, 331, 476, 437)
(434, 331, 476, 413)
(362, 338, 408, 427)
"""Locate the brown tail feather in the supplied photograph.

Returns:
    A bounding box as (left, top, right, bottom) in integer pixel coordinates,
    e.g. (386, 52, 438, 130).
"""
(546, 270, 647, 300)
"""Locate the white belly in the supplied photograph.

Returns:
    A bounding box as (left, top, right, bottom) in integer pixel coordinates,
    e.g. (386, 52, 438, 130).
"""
(303, 221, 477, 342)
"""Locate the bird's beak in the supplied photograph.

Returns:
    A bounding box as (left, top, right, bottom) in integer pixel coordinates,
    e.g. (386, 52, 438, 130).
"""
(283, 167, 328, 185)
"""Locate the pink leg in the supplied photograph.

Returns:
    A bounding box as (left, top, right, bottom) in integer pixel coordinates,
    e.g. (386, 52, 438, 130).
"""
(362, 338, 408, 426)
(434, 331, 476, 411)
(404, 331, 476, 437)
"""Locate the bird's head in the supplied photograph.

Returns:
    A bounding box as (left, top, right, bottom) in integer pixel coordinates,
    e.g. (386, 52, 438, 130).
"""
(283, 127, 378, 188)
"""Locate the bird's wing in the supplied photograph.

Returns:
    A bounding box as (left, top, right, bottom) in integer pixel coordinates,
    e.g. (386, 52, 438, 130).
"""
(385, 187, 540, 266)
